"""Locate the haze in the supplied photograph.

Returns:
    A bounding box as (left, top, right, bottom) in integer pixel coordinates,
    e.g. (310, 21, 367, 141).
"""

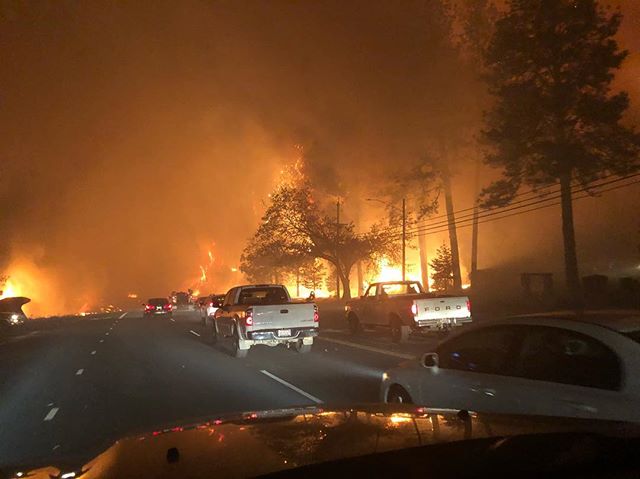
(1, 1, 638, 316)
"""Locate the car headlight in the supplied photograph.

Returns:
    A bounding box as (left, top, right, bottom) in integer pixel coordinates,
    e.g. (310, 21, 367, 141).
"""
(382, 372, 389, 381)
(10, 314, 21, 324)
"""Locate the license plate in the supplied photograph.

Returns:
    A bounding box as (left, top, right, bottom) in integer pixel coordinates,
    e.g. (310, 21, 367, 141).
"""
(277, 329, 292, 337)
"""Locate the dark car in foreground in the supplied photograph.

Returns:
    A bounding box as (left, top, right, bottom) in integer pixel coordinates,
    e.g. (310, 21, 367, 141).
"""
(6, 405, 640, 478)
(143, 298, 173, 318)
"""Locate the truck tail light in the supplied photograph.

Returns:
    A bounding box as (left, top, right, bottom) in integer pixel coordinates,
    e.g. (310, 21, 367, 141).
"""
(411, 303, 418, 316)
(313, 305, 319, 323)
(164, 304, 172, 311)
(245, 308, 253, 326)
(144, 304, 153, 311)
(466, 300, 471, 313)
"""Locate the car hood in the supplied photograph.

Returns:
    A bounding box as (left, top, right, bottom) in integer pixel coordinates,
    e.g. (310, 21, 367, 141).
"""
(9, 404, 640, 479)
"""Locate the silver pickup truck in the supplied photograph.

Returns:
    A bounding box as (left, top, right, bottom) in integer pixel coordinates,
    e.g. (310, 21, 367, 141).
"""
(345, 281, 471, 342)
(207, 284, 319, 358)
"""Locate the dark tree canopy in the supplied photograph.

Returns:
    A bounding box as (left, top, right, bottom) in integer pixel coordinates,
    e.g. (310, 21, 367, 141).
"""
(480, 0, 640, 302)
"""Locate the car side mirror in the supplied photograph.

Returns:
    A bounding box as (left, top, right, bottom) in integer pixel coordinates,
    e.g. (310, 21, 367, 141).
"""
(422, 352, 439, 369)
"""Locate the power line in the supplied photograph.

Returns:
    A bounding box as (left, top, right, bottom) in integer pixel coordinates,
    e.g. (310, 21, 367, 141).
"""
(404, 173, 640, 234)
(382, 171, 638, 233)
(385, 177, 640, 240)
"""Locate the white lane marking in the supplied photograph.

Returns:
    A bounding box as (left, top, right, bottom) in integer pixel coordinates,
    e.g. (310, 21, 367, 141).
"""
(119, 312, 127, 319)
(105, 332, 109, 336)
(43, 407, 59, 421)
(99, 339, 104, 343)
(189, 330, 201, 337)
(90, 350, 97, 355)
(318, 336, 415, 360)
(169, 318, 175, 322)
(260, 370, 323, 404)
(76, 369, 84, 376)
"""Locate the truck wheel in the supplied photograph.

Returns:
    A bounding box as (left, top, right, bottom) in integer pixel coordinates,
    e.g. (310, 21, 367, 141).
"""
(387, 385, 413, 404)
(206, 318, 217, 345)
(391, 318, 410, 343)
(231, 328, 248, 358)
(294, 340, 312, 354)
(347, 313, 360, 336)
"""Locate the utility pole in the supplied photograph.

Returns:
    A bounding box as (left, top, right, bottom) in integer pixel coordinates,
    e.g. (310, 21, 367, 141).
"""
(402, 197, 406, 281)
(335, 199, 340, 298)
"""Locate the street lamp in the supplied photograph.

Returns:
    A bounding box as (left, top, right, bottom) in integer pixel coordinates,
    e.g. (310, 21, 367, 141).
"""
(366, 197, 406, 281)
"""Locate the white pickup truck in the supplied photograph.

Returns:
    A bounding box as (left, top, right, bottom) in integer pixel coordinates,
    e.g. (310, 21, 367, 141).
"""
(345, 281, 471, 342)
(207, 284, 319, 358)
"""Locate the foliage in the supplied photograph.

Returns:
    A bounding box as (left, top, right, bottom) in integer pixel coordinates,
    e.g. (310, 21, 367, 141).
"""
(429, 242, 454, 292)
(481, 0, 640, 206)
(298, 259, 326, 292)
(241, 183, 398, 298)
(480, 0, 640, 300)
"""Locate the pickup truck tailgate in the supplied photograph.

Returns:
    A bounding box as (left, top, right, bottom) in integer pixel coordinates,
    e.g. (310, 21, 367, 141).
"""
(250, 303, 317, 330)
(414, 296, 471, 322)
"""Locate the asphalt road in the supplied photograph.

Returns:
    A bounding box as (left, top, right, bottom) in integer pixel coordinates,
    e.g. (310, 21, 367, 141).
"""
(0, 308, 440, 470)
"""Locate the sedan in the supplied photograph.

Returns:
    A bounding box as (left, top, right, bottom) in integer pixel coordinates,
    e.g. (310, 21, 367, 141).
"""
(381, 311, 640, 423)
(143, 298, 173, 318)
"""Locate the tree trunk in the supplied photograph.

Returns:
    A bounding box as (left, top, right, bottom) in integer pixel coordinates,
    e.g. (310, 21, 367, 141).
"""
(338, 269, 351, 299)
(356, 261, 363, 296)
(560, 173, 582, 307)
(418, 233, 430, 291)
(442, 169, 462, 290)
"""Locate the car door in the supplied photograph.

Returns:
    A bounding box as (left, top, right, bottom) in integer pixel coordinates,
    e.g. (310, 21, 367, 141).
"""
(419, 325, 524, 413)
(359, 285, 377, 325)
(216, 289, 236, 337)
(506, 325, 626, 421)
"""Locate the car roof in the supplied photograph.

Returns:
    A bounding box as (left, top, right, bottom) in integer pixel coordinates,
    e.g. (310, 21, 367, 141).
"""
(509, 310, 640, 333)
(148, 297, 169, 302)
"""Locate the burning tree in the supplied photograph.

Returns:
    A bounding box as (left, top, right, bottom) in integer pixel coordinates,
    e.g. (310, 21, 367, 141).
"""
(429, 242, 454, 292)
(241, 183, 397, 299)
(298, 259, 326, 293)
(481, 0, 640, 305)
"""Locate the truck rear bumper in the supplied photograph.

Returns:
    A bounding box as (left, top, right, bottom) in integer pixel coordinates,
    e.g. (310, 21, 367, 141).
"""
(414, 317, 472, 330)
(245, 327, 319, 346)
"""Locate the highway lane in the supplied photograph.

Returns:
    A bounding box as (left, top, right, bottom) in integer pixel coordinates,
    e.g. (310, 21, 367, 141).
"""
(0, 309, 438, 470)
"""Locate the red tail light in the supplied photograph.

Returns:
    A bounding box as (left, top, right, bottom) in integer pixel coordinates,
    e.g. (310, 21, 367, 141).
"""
(144, 304, 153, 311)
(209, 302, 214, 307)
(313, 305, 319, 323)
(164, 304, 172, 311)
(245, 308, 253, 326)
(466, 300, 471, 313)
(411, 303, 418, 316)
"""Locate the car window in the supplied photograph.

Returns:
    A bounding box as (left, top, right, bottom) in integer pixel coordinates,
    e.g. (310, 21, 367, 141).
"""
(437, 326, 521, 375)
(379, 283, 423, 296)
(223, 289, 235, 306)
(148, 298, 169, 306)
(238, 287, 288, 305)
(513, 326, 621, 390)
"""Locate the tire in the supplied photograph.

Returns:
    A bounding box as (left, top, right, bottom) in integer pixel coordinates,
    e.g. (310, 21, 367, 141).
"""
(205, 318, 217, 345)
(347, 313, 360, 336)
(390, 317, 410, 343)
(294, 340, 312, 354)
(231, 328, 248, 358)
(386, 385, 413, 404)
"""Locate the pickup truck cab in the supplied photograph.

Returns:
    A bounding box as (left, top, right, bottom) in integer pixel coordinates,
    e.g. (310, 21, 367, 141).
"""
(345, 281, 471, 342)
(208, 284, 319, 358)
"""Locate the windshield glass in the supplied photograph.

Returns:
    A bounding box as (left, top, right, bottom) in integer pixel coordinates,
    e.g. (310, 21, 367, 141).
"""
(2, 0, 640, 474)
(239, 287, 288, 305)
(380, 282, 424, 296)
(148, 298, 169, 306)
